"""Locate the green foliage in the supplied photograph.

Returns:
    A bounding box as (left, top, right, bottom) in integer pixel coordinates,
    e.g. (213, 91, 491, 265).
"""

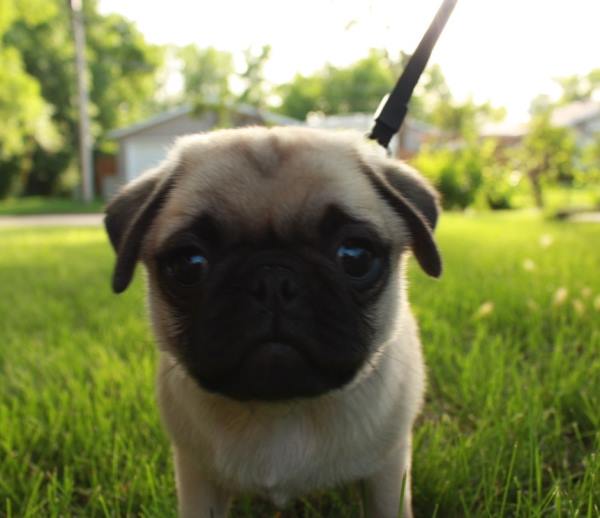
(529, 93, 554, 117)
(178, 44, 273, 124)
(85, 7, 163, 144)
(178, 43, 275, 117)
(522, 113, 577, 181)
(430, 98, 505, 140)
(2, 0, 162, 197)
(412, 140, 492, 210)
(409, 63, 452, 123)
(412, 138, 526, 211)
(0, 0, 60, 196)
(278, 49, 396, 119)
(277, 49, 503, 136)
(579, 132, 600, 185)
(531, 69, 600, 118)
(523, 69, 600, 208)
(481, 160, 521, 210)
(238, 45, 272, 109)
(277, 74, 323, 121)
(321, 50, 395, 114)
(555, 68, 600, 104)
(1, 214, 598, 515)
(0, 47, 58, 158)
(518, 111, 578, 208)
(179, 45, 234, 108)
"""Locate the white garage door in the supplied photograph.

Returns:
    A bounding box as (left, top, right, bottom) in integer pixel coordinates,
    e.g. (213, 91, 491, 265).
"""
(124, 136, 175, 183)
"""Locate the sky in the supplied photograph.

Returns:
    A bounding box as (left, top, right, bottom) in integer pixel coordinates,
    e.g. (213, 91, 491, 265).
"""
(98, 0, 600, 123)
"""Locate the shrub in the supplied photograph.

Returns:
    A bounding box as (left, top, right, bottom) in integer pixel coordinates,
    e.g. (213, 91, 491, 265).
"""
(412, 142, 484, 210)
(411, 139, 524, 210)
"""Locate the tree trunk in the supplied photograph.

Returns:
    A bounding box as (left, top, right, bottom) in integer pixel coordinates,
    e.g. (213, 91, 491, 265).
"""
(528, 169, 544, 209)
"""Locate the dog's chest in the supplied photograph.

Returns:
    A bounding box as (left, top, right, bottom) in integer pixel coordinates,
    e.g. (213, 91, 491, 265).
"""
(208, 406, 389, 505)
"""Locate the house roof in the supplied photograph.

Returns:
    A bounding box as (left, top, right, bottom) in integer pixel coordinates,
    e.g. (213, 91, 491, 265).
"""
(306, 112, 436, 135)
(480, 120, 529, 139)
(306, 112, 373, 132)
(107, 103, 302, 140)
(551, 100, 600, 127)
(479, 101, 600, 141)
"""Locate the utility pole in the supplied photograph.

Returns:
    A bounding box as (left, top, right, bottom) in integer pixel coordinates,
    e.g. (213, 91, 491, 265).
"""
(68, 0, 94, 202)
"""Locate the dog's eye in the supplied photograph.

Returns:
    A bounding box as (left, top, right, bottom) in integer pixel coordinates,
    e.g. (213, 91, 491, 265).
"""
(336, 240, 382, 284)
(165, 248, 208, 286)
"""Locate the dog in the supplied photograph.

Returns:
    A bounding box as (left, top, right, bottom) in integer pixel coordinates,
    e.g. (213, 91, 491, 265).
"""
(104, 126, 441, 518)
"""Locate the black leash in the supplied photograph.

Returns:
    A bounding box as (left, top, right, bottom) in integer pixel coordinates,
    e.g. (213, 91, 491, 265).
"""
(368, 0, 458, 149)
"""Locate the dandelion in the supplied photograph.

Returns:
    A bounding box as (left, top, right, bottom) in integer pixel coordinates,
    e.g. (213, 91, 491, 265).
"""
(522, 258, 536, 272)
(474, 301, 494, 319)
(553, 287, 568, 307)
(581, 287, 592, 299)
(572, 299, 585, 315)
(539, 234, 554, 248)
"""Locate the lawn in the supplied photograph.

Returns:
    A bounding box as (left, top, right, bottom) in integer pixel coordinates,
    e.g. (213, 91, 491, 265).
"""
(0, 212, 598, 517)
(0, 197, 103, 216)
(510, 185, 600, 213)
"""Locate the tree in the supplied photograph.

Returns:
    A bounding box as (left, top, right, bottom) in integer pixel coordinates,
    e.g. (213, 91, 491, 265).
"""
(4, 0, 162, 196)
(524, 68, 600, 207)
(529, 94, 553, 117)
(556, 69, 600, 104)
(0, 0, 60, 196)
(579, 133, 600, 185)
(179, 45, 234, 108)
(238, 45, 271, 108)
(409, 63, 451, 123)
(277, 49, 500, 137)
(430, 98, 505, 140)
(85, 5, 163, 145)
(278, 49, 396, 119)
(321, 50, 396, 114)
(178, 44, 273, 119)
(519, 110, 577, 208)
(277, 74, 323, 121)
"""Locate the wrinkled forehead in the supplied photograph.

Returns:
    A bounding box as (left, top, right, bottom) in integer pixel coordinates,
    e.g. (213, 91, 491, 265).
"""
(152, 131, 393, 247)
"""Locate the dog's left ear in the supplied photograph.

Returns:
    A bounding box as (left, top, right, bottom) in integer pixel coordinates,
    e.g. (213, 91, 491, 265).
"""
(104, 163, 180, 294)
(360, 160, 442, 277)
(382, 162, 440, 231)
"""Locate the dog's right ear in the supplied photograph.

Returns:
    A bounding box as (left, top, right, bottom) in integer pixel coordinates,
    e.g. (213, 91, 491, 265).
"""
(104, 164, 179, 294)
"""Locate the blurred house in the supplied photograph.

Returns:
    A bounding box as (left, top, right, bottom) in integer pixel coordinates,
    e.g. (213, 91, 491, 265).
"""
(103, 107, 436, 199)
(480, 120, 528, 147)
(103, 104, 301, 199)
(480, 100, 600, 148)
(306, 112, 438, 159)
(550, 100, 600, 146)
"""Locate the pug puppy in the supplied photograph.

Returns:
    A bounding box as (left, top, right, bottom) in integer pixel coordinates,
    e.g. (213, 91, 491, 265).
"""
(104, 126, 441, 518)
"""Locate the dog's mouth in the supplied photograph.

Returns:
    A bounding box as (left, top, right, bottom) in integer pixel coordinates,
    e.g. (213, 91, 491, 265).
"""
(227, 338, 332, 401)
(191, 337, 357, 402)
(242, 341, 309, 372)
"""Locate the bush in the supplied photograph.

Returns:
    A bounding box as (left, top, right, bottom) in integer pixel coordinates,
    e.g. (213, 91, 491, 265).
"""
(481, 165, 523, 210)
(412, 142, 483, 210)
(411, 139, 522, 210)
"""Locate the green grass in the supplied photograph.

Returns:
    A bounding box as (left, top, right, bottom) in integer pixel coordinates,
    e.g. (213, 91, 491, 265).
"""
(0, 197, 103, 216)
(510, 184, 600, 213)
(0, 213, 598, 517)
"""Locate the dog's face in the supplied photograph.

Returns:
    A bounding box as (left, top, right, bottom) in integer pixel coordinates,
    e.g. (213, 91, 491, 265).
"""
(105, 127, 440, 402)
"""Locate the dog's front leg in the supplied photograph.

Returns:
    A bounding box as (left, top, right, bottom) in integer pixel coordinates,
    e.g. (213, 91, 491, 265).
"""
(174, 446, 232, 518)
(362, 437, 413, 518)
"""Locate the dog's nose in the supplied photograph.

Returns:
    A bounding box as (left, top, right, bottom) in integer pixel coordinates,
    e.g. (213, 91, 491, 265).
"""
(247, 265, 301, 309)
